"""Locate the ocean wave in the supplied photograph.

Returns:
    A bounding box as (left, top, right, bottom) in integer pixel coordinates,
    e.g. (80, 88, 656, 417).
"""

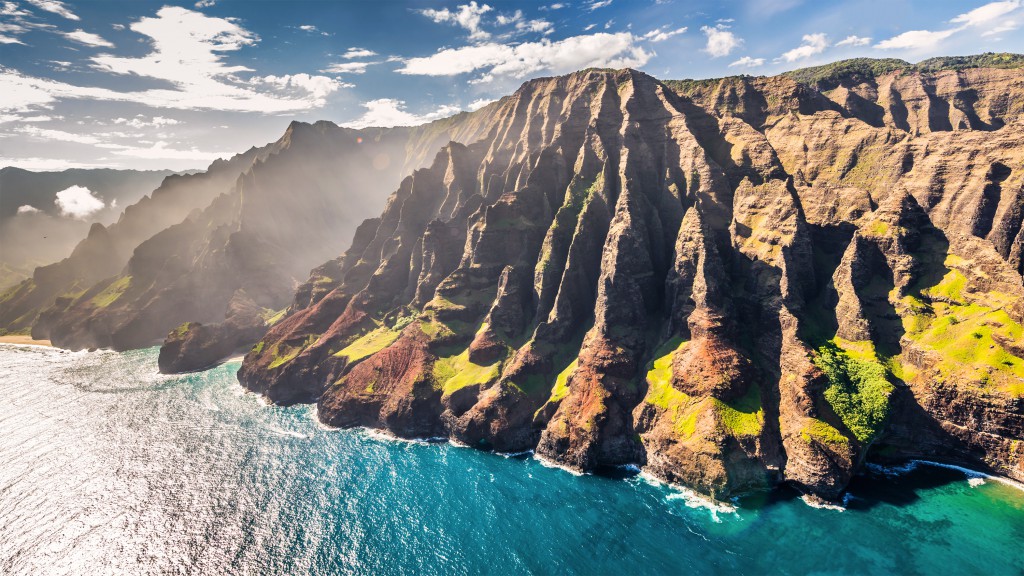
(266, 425, 309, 439)
(355, 427, 449, 446)
(532, 454, 585, 476)
(497, 449, 533, 458)
(636, 472, 738, 521)
(800, 495, 845, 512)
(865, 460, 1024, 493)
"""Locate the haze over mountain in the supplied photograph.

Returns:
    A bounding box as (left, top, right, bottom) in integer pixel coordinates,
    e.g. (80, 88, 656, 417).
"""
(0, 168, 178, 288)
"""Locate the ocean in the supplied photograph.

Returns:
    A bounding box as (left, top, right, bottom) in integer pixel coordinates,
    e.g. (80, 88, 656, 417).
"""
(1, 344, 1022, 575)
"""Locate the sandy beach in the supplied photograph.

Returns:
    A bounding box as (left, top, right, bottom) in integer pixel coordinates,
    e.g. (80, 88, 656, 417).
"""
(0, 335, 53, 347)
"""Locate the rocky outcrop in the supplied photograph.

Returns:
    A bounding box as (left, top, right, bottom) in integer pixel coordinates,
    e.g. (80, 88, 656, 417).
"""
(237, 62, 1023, 501)
(157, 291, 270, 373)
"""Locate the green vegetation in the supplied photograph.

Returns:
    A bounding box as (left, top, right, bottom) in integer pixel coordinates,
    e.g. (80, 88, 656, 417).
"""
(662, 77, 743, 97)
(251, 341, 265, 355)
(813, 340, 895, 443)
(333, 326, 400, 362)
(268, 334, 318, 370)
(712, 384, 764, 437)
(642, 337, 699, 438)
(801, 418, 850, 446)
(781, 53, 1024, 90)
(783, 58, 911, 89)
(433, 348, 502, 395)
(898, 265, 1024, 396)
(549, 359, 577, 403)
(419, 312, 473, 341)
(171, 322, 196, 338)
(89, 275, 132, 308)
(645, 337, 688, 402)
(915, 53, 1024, 72)
(262, 308, 288, 326)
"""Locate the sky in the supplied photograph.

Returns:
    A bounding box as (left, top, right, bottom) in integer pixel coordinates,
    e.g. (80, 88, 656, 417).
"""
(1, 0, 1021, 172)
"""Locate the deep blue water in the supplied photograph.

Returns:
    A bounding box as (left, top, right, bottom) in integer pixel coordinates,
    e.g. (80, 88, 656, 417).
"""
(1, 344, 1022, 575)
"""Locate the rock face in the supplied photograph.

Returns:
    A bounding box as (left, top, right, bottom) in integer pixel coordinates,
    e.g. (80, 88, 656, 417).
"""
(238, 62, 1024, 500)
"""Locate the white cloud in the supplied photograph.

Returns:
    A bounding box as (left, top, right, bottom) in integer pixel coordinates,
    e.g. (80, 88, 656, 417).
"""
(297, 24, 329, 36)
(835, 35, 871, 47)
(26, 0, 78, 20)
(194, 0, 215, 7)
(519, 18, 553, 34)
(62, 29, 114, 48)
(55, 185, 105, 218)
(496, 10, 522, 25)
(701, 24, 741, 57)
(0, 34, 24, 44)
(951, 0, 1021, 27)
(0, 7, 346, 114)
(342, 47, 377, 59)
(953, 0, 1021, 36)
(113, 115, 180, 128)
(875, 1, 1022, 50)
(1, 2, 32, 17)
(545, 3, 566, 9)
(875, 28, 958, 50)
(584, 23, 596, 31)
(729, 56, 764, 68)
(643, 26, 687, 42)
(320, 61, 371, 74)
(249, 73, 351, 97)
(17, 125, 100, 144)
(778, 33, 827, 62)
(396, 32, 651, 81)
(467, 97, 494, 110)
(342, 99, 462, 129)
(981, 20, 1019, 35)
(17, 205, 41, 214)
(587, 0, 612, 10)
(110, 141, 228, 161)
(419, 2, 493, 41)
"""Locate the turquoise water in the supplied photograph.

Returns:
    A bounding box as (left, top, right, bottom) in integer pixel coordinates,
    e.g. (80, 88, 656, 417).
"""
(1, 344, 1022, 575)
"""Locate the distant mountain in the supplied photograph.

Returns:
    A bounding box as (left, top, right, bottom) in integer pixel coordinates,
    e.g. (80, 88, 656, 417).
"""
(0, 167, 179, 288)
(237, 57, 1024, 502)
(0, 151, 267, 333)
(2, 111, 500, 369)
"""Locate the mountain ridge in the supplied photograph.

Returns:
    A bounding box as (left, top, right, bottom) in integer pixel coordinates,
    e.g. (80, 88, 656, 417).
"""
(236, 60, 1023, 501)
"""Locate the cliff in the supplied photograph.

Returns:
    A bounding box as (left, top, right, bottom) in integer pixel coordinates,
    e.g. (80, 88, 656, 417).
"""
(238, 60, 1024, 500)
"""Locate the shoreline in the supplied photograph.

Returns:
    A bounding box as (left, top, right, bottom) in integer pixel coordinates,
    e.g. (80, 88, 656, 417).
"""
(0, 335, 52, 347)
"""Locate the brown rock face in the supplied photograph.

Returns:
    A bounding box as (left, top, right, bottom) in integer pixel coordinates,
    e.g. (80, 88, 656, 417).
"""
(236, 63, 1023, 500)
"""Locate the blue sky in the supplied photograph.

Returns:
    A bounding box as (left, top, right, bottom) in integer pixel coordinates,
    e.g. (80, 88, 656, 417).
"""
(1, 0, 1021, 171)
